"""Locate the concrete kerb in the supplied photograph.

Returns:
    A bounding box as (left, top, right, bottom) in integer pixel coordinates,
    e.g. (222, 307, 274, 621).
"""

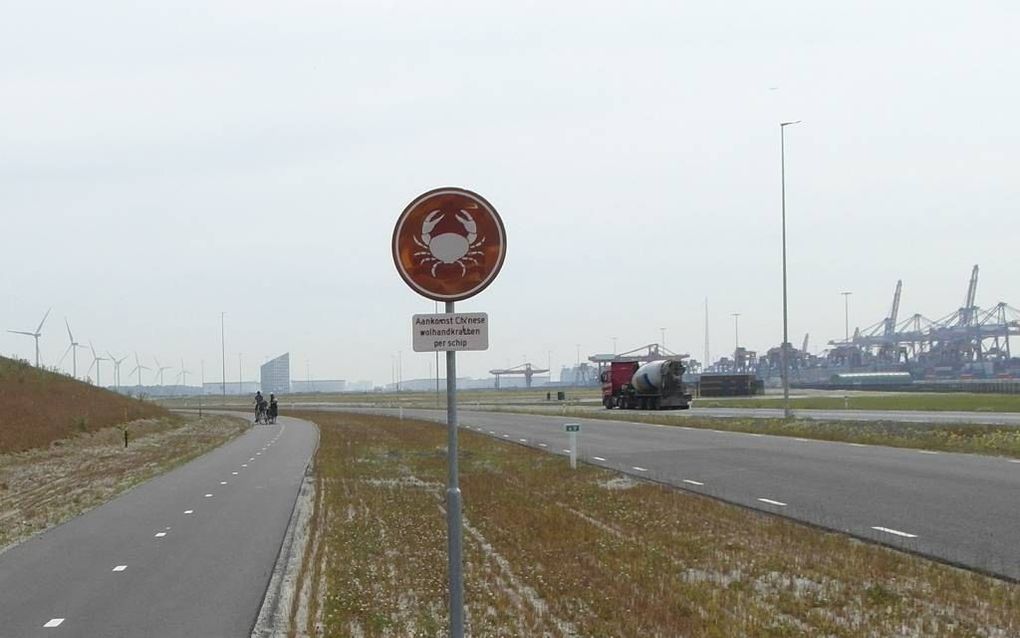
(250, 418, 320, 638)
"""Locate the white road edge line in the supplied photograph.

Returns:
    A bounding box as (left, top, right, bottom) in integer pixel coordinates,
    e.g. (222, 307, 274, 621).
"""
(918, 450, 939, 455)
(43, 618, 65, 628)
(112, 565, 127, 572)
(1010, 459, 1020, 464)
(632, 466, 649, 472)
(848, 443, 867, 447)
(872, 526, 918, 538)
(682, 479, 704, 486)
(757, 498, 787, 507)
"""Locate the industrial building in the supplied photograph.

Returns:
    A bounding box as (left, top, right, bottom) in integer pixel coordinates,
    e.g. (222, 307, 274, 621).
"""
(260, 353, 291, 395)
(291, 379, 347, 393)
(202, 381, 261, 396)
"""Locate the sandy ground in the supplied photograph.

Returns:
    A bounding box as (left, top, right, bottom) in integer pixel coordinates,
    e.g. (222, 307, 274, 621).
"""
(0, 414, 248, 552)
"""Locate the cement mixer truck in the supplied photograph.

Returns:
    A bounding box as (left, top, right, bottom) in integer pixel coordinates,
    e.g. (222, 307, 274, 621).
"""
(600, 359, 692, 410)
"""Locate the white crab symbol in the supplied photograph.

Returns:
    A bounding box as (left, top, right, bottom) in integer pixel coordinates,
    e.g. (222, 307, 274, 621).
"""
(413, 209, 486, 277)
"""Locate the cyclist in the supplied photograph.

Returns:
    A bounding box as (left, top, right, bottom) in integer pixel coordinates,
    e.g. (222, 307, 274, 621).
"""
(269, 393, 279, 423)
(254, 391, 267, 424)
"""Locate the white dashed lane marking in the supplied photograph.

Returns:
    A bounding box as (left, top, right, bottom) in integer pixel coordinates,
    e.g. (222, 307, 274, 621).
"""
(918, 450, 939, 455)
(757, 498, 787, 507)
(43, 618, 65, 628)
(242, 464, 248, 467)
(682, 479, 704, 486)
(154, 532, 167, 538)
(112, 565, 127, 572)
(232, 472, 238, 475)
(632, 466, 649, 472)
(872, 526, 918, 538)
(518, 438, 527, 443)
(848, 443, 867, 447)
(538, 443, 547, 447)
(593, 456, 607, 461)
(184, 510, 194, 515)
(204, 494, 213, 498)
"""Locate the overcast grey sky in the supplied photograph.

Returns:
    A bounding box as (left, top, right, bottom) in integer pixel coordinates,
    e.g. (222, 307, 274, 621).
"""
(2, 1, 1018, 386)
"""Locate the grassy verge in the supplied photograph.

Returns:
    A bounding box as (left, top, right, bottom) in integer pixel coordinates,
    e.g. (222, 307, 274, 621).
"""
(0, 414, 248, 550)
(695, 393, 1020, 412)
(0, 355, 167, 453)
(294, 411, 1018, 637)
(485, 407, 1020, 458)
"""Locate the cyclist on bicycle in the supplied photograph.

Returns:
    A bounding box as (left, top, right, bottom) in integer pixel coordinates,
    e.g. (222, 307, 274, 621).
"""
(254, 391, 267, 423)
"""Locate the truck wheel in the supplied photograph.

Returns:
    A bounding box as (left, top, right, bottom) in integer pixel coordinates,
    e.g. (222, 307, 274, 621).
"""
(603, 397, 613, 409)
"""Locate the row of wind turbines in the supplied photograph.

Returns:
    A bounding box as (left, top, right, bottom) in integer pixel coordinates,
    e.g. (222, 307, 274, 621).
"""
(8, 308, 195, 389)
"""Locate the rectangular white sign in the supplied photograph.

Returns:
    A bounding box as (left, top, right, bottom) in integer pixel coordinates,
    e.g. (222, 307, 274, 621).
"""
(412, 313, 489, 352)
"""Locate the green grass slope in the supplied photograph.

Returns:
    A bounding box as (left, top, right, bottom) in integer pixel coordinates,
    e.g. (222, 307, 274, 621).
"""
(0, 356, 167, 453)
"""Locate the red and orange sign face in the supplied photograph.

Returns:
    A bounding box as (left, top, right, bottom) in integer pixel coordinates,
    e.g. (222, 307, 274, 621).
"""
(392, 187, 507, 302)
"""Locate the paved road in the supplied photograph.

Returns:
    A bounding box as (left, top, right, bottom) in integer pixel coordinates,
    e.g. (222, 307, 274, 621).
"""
(295, 401, 1020, 426)
(0, 415, 317, 638)
(344, 407, 1020, 581)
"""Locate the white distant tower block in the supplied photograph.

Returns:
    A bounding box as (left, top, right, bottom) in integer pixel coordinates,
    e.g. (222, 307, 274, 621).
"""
(261, 353, 291, 395)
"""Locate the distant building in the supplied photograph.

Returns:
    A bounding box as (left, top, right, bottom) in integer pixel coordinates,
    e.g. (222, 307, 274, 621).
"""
(203, 381, 261, 396)
(260, 353, 291, 395)
(291, 379, 346, 393)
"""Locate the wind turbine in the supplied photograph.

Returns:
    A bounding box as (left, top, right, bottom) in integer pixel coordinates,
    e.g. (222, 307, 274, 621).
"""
(177, 358, 192, 388)
(58, 319, 88, 378)
(130, 353, 151, 388)
(86, 342, 109, 387)
(8, 308, 51, 367)
(108, 351, 129, 389)
(152, 356, 172, 386)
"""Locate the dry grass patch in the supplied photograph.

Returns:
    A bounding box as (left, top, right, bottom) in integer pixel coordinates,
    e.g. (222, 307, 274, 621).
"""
(295, 412, 1018, 637)
(0, 414, 248, 549)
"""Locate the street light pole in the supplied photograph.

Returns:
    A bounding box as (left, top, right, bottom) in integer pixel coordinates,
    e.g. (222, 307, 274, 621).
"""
(780, 120, 801, 419)
(732, 313, 741, 365)
(220, 312, 226, 398)
(841, 291, 853, 342)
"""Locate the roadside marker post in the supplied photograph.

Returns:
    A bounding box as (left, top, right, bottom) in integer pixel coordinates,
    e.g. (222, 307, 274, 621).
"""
(565, 423, 580, 469)
(393, 187, 506, 638)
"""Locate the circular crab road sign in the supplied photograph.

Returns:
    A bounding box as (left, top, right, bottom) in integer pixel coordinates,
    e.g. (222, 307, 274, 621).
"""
(392, 187, 507, 302)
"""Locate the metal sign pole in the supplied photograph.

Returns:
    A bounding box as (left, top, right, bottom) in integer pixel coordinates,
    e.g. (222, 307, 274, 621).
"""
(445, 300, 464, 638)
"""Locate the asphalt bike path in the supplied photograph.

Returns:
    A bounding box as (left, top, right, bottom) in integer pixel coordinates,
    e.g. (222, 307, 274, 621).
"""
(335, 406, 1020, 581)
(0, 415, 317, 638)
